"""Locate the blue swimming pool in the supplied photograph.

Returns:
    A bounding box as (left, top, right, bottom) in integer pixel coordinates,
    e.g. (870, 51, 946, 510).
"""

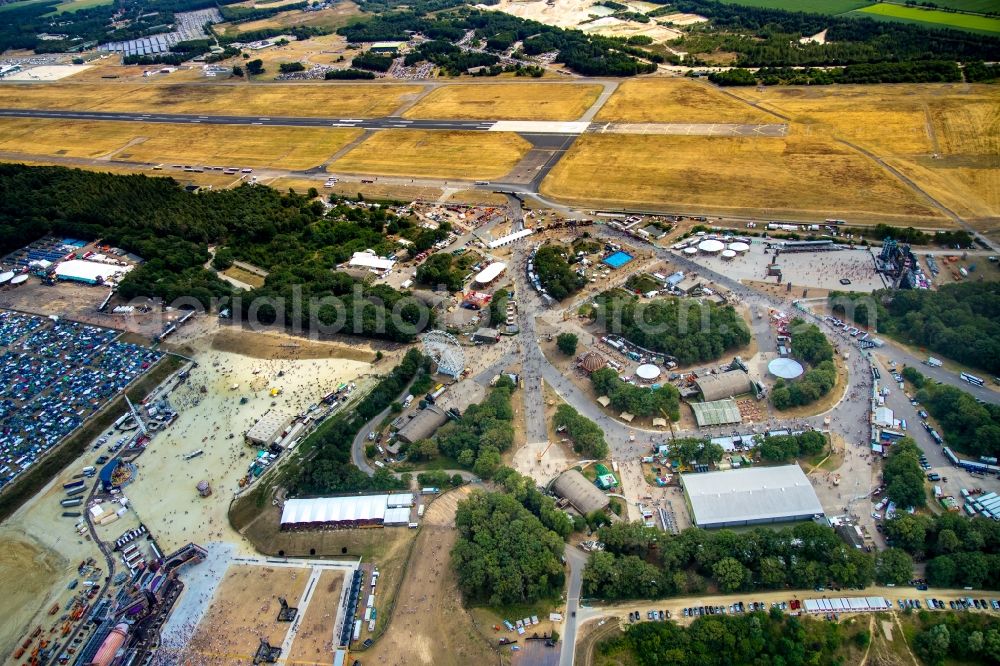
(603, 251, 634, 269)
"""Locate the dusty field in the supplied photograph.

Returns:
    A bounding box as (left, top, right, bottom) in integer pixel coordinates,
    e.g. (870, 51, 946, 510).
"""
(210, 327, 377, 362)
(356, 487, 497, 666)
(221, 265, 267, 288)
(403, 83, 602, 121)
(217, 1, 363, 35)
(727, 83, 1000, 222)
(491, 0, 681, 42)
(541, 134, 947, 223)
(287, 569, 344, 665)
(595, 78, 776, 124)
(0, 118, 363, 169)
(242, 33, 353, 78)
(181, 565, 309, 664)
(126, 331, 371, 553)
(0, 82, 423, 118)
(331, 130, 532, 180)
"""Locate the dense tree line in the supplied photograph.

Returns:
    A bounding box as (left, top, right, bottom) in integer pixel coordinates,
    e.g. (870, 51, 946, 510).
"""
(791, 319, 834, 365)
(287, 349, 427, 495)
(916, 381, 1000, 459)
(435, 377, 516, 479)
(325, 68, 377, 79)
(452, 490, 565, 606)
(219, 1, 307, 23)
(965, 61, 1000, 83)
(593, 292, 751, 365)
(759, 430, 826, 463)
(0, 165, 429, 342)
(912, 614, 1000, 666)
(488, 288, 508, 327)
(885, 511, 1000, 590)
(882, 437, 927, 509)
(670, 0, 1000, 66)
(590, 367, 680, 420)
(665, 437, 724, 466)
(552, 404, 609, 459)
(403, 39, 499, 75)
(534, 244, 585, 300)
(584, 521, 876, 600)
(710, 60, 963, 86)
(599, 611, 849, 666)
(414, 252, 467, 292)
(352, 52, 394, 72)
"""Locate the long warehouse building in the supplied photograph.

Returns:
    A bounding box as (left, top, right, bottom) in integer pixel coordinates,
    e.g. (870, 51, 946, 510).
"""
(682, 464, 824, 529)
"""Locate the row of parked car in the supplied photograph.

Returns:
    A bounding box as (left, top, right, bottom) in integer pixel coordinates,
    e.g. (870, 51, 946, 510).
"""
(628, 610, 672, 622)
(681, 600, 796, 618)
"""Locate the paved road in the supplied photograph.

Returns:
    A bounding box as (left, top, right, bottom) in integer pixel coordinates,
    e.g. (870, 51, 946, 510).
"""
(559, 545, 588, 666)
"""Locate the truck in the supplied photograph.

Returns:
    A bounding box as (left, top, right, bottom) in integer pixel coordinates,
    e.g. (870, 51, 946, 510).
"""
(403, 394, 414, 408)
(925, 357, 943, 368)
(60, 498, 83, 508)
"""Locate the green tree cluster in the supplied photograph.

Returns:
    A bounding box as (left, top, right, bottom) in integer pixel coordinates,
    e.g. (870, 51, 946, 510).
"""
(435, 376, 516, 479)
(882, 437, 927, 509)
(552, 403, 608, 459)
(452, 490, 565, 606)
(584, 521, 876, 600)
(556, 332, 578, 355)
(916, 380, 1000, 459)
(592, 291, 751, 365)
(884, 511, 1000, 589)
(415, 253, 465, 292)
(771, 321, 836, 410)
(911, 613, 1000, 666)
(590, 367, 680, 420)
(600, 611, 848, 666)
(665, 437, 724, 466)
(534, 244, 585, 300)
(758, 431, 826, 462)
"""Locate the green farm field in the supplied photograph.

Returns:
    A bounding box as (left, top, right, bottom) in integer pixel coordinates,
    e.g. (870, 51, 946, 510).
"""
(716, 0, 873, 13)
(854, 3, 1000, 34)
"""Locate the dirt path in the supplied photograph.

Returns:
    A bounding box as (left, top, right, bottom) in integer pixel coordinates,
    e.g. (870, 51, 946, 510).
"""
(356, 486, 497, 666)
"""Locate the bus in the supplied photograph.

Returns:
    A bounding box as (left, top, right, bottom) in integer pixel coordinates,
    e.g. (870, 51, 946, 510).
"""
(961, 372, 985, 387)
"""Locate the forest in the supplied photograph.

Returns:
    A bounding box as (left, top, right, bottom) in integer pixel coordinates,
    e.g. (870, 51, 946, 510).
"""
(904, 371, 1000, 459)
(534, 244, 585, 301)
(452, 489, 566, 606)
(831, 283, 1000, 374)
(583, 520, 878, 600)
(286, 349, 428, 495)
(0, 165, 428, 343)
(709, 60, 963, 86)
(884, 511, 1000, 590)
(910, 613, 1000, 666)
(434, 377, 517, 479)
(592, 291, 751, 365)
(590, 367, 681, 420)
(882, 438, 927, 509)
(598, 611, 851, 666)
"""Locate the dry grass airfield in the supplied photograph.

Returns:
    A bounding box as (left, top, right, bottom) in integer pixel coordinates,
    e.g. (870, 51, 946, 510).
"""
(726, 83, 1000, 229)
(403, 82, 602, 120)
(216, 0, 363, 36)
(542, 133, 946, 223)
(595, 78, 775, 124)
(0, 117, 362, 168)
(331, 130, 532, 180)
(0, 82, 422, 118)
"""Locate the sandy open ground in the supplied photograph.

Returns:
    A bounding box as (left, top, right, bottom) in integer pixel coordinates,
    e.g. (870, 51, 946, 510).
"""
(686, 243, 886, 293)
(287, 569, 344, 665)
(0, 82, 423, 118)
(5, 65, 94, 81)
(596, 78, 777, 124)
(126, 330, 370, 554)
(182, 564, 309, 664)
(403, 83, 602, 121)
(356, 486, 497, 666)
(488, 0, 681, 42)
(541, 134, 947, 222)
(331, 130, 532, 180)
(0, 117, 363, 169)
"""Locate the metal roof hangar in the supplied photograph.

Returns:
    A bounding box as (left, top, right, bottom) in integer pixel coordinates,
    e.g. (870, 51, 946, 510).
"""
(553, 470, 609, 515)
(682, 465, 824, 528)
(694, 370, 753, 402)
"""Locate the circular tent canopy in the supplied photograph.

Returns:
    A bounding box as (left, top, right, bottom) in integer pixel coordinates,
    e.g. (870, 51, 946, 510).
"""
(768, 357, 805, 380)
(728, 242, 750, 253)
(0, 271, 13, 284)
(196, 480, 210, 492)
(10, 275, 28, 285)
(636, 364, 660, 381)
(721, 250, 737, 260)
(580, 352, 607, 374)
(698, 239, 725, 254)
(683, 247, 699, 255)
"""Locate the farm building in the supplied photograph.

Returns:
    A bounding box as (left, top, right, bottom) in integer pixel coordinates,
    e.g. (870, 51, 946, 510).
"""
(690, 399, 742, 427)
(280, 494, 403, 530)
(552, 469, 609, 515)
(694, 370, 753, 402)
(54, 259, 132, 285)
(246, 409, 293, 446)
(682, 464, 824, 529)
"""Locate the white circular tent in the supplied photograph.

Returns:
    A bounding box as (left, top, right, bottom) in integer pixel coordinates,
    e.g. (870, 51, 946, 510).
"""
(636, 364, 660, 382)
(728, 242, 750, 254)
(698, 239, 725, 254)
(683, 247, 699, 256)
(768, 357, 805, 380)
(721, 250, 737, 260)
